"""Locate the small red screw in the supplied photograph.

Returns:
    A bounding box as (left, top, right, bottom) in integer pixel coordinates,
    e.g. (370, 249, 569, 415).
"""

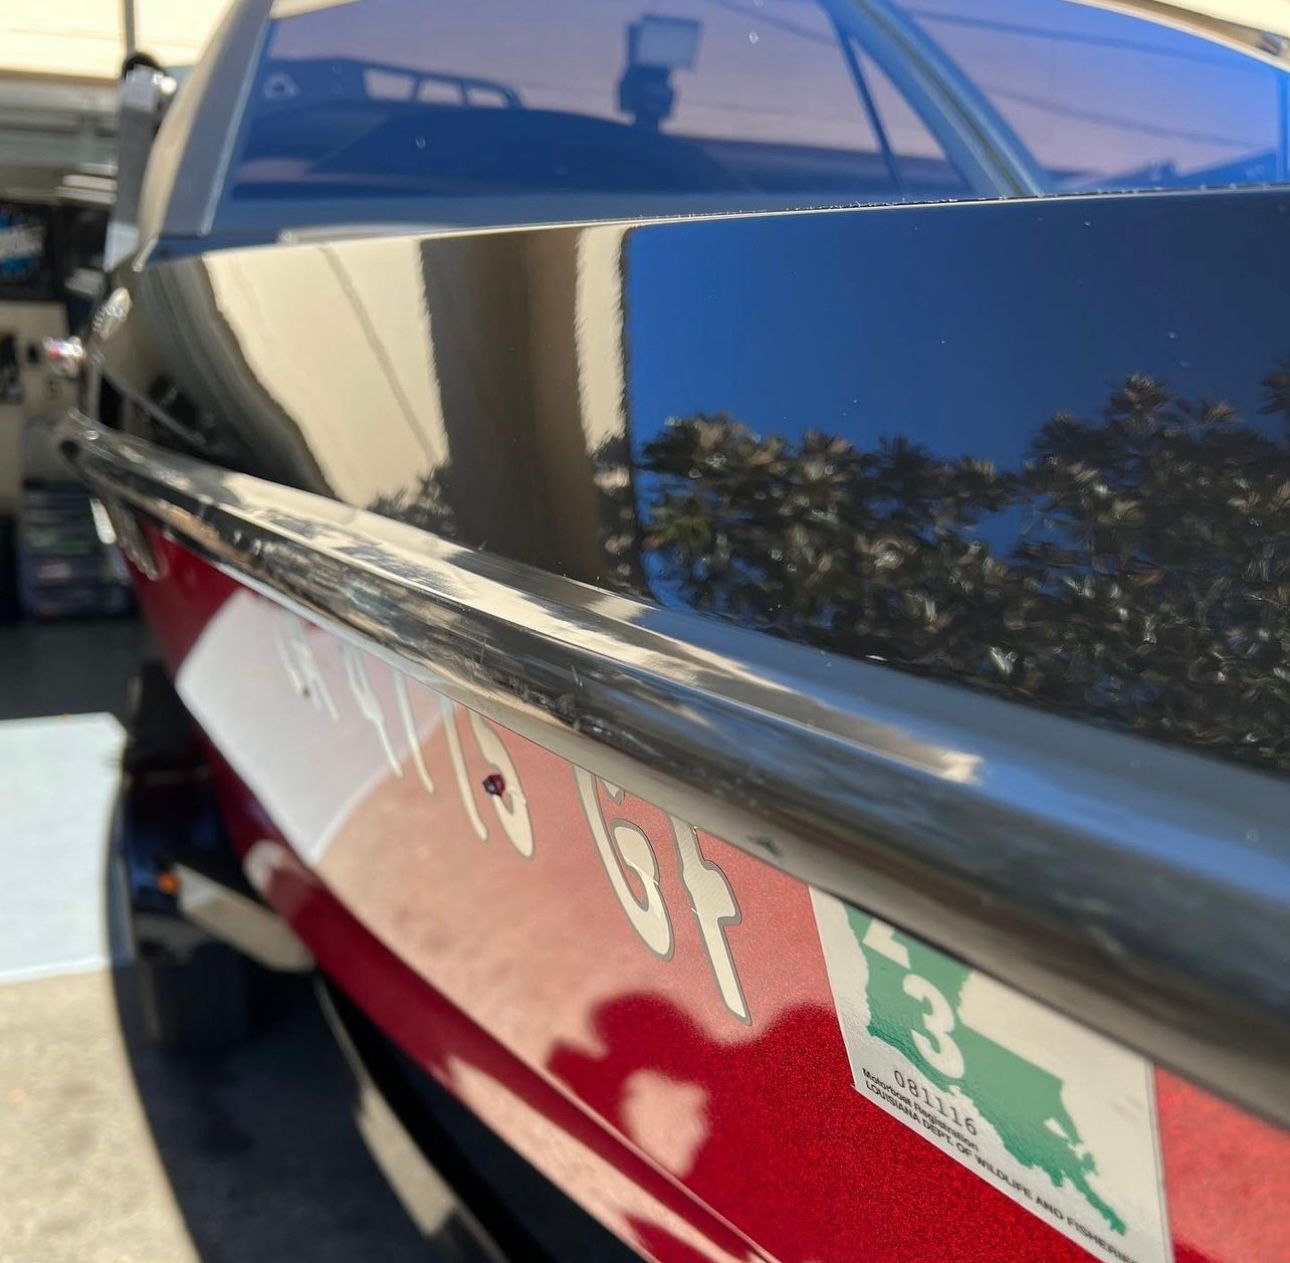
(482, 773, 506, 797)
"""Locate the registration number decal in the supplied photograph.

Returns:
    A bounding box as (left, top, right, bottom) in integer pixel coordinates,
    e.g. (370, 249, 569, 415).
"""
(812, 890, 1172, 1263)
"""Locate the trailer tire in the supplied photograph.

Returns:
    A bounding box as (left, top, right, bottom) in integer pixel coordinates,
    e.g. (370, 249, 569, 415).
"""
(137, 942, 251, 1054)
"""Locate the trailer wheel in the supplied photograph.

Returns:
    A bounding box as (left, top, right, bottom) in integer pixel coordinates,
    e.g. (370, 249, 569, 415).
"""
(136, 942, 251, 1055)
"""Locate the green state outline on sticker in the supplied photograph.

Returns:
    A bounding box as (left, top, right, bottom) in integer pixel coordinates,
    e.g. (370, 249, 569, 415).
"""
(849, 907, 1125, 1235)
(811, 888, 1173, 1263)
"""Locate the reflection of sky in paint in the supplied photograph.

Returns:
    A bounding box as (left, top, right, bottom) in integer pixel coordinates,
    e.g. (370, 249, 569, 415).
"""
(628, 193, 1289, 461)
(905, 0, 1286, 180)
(625, 190, 1290, 559)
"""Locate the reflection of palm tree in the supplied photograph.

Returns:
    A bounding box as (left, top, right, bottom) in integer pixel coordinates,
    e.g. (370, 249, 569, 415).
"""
(368, 463, 459, 540)
(1262, 358, 1290, 422)
(641, 367, 1290, 774)
(593, 431, 652, 594)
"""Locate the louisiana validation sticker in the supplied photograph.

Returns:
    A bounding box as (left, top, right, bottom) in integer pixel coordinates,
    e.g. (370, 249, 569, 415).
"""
(812, 890, 1172, 1263)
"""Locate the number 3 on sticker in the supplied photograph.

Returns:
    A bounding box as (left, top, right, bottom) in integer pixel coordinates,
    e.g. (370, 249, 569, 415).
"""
(863, 919, 965, 1078)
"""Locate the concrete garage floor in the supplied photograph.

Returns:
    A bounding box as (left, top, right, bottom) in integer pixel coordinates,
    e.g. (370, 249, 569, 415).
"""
(0, 619, 432, 1263)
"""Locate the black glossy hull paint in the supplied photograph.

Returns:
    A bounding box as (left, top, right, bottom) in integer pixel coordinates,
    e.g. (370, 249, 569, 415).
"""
(78, 188, 1290, 1125)
(107, 189, 1290, 773)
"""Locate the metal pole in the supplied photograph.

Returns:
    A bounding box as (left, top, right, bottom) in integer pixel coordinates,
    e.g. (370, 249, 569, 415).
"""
(121, 0, 137, 59)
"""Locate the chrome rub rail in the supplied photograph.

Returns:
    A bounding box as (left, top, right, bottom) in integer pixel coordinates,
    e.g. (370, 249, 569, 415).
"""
(60, 412, 1290, 1127)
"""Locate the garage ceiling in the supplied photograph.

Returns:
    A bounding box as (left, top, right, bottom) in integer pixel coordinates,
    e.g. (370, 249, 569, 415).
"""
(0, 1, 234, 81)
